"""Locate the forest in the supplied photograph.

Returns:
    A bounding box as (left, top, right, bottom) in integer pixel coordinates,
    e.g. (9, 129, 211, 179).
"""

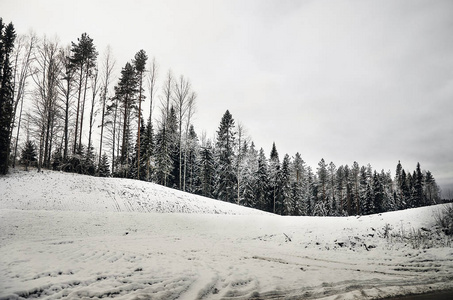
(0, 20, 442, 216)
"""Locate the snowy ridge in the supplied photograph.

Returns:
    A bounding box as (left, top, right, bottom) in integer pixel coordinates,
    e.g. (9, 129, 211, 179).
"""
(0, 170, 267, 215)
(1, 170, 453, 299)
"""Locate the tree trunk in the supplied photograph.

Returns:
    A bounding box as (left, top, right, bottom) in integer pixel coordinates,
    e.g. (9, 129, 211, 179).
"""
(79, 64, 90, 150)
(73, 65, 83, 153)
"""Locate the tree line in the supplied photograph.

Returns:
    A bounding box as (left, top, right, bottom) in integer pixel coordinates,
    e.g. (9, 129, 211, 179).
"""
(0, 21, 442, 216)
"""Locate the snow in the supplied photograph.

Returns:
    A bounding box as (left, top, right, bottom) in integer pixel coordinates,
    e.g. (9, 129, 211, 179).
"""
(1, 170, 452, 299)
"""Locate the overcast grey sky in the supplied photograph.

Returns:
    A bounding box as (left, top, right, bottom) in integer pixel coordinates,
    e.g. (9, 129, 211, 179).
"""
(2, 0, 453, 196)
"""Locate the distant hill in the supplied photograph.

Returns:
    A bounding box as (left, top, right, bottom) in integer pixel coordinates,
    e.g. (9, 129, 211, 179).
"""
(0, 169, 268, 215)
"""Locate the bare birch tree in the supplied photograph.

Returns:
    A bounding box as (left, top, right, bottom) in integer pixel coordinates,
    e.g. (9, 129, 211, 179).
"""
(173, 75, 190, 189)
(11, 32, 37, 167)
(31, 37, 62, 171)
(98, 46, 115, 172)
(183, 92, 196, 191)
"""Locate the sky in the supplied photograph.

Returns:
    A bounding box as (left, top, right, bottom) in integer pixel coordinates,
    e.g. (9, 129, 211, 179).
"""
(2, 0, 453, 196)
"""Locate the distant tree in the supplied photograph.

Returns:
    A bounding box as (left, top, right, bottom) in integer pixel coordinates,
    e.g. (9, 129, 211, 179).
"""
(336, 165, 346, 215)
(184, 124, 199, 193)
(359, 166, 368, 214)
(290, 152, 306, 215)
(328, 161, 337, 215)
(351, 161, 360, 215)
(424, 170, 439, 205)
(315, 158, 328, 215)
(235, 123, 248, 205)
(241, 141, 258, 208)
(20, 140, 37, 171)
(373, 171, 384, 213)
(280, 154, 292, 215)
(414, 162, 424, 207)
(255, 148, 270, 211)
(198, 141, 215, 198)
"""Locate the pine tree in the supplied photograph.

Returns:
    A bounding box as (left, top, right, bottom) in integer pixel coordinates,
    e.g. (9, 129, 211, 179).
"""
(70, 33, 98, 153)
(20, 140, 37, 171)
(215, 110, 236, 203)
(134, 49, 148, 179)
(115, 62, 138, 175)
(0, 19, 16, 174)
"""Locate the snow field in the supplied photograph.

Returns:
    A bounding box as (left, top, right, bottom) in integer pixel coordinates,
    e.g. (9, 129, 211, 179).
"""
(0, 170, 452, 299)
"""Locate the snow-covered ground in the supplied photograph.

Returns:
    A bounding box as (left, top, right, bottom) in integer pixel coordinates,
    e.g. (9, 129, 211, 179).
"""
(0, 170, 452, 299)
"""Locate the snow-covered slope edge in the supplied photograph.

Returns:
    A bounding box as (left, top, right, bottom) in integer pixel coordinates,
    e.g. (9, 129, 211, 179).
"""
(0, 170, 267, 215)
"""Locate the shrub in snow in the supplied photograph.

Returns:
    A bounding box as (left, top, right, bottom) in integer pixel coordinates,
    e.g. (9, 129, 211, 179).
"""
(435, 204, 453, 236)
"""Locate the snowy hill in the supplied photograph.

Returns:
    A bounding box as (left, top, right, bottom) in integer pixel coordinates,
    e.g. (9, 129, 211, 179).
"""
(0, 169, 267, 215)
(1, 170, 452, 300)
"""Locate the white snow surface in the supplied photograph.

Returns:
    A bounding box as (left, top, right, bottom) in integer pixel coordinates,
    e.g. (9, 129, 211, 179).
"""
(1, 170, 452, 300)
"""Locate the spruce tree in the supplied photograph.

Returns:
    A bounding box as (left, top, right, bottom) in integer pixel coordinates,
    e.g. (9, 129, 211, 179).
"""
(215, 110, 236, 203)
(315, 158, 328, 215)
(373, 171, 384, 213)
(198, 142, 215, 198)
(291, 152, 306, 216)
(255, 148, 270, 211)
(269, 142, 280, 213)
(414, 162, 424, 207)
(98, 153, 111, 177)
(241, 141, 258, 208)
(134, 49, 148, 179)
(280, 154, 292, 215)
(20, 140, 37, 171)
(0, 20, 16, 174)
(141, 118, 154, 181)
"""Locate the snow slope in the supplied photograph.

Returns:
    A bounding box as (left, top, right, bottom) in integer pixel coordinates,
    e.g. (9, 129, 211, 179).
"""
(0, 170, 267, 215)
(1, 170, 452, 300)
